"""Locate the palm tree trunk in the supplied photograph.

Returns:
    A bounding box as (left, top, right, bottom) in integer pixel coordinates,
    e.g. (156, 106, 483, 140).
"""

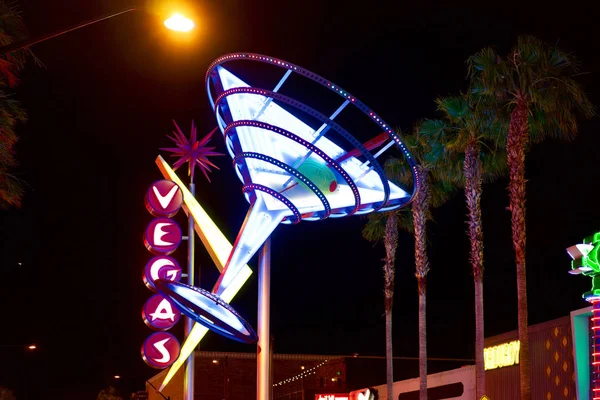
(507, 99, 530, 400)
(383, 212, 398, 400)
(417, 277, 427, 400)
(385, 308, 393, 400)
(413, 168, 430, 400)
(464, 140, 486, 397)
(474, 277, 484, 395)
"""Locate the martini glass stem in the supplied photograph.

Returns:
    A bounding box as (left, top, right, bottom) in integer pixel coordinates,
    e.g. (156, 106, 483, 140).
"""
(257, 237, 272, 400)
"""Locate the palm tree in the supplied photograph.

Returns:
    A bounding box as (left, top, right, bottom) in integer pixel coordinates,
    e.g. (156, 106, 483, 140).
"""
(0, 0, 34, 208)
(385, 130, 455, 400)
(468, 36, 595, 399)
(420, 95, 506, 398)
(363, 208, 412, 400)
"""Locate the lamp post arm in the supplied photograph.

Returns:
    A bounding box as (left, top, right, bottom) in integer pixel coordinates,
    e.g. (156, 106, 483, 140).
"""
(0, 7, 137, 57)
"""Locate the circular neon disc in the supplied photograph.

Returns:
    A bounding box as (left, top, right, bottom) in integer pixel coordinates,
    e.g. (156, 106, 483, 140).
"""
(154, 280, 258, 344)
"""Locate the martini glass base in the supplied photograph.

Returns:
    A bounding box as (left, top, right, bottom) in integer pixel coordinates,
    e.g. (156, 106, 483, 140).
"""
(155, 279, 258, 344)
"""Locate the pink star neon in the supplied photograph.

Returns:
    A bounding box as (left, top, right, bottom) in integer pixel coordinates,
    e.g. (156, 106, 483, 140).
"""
(161, 121, 223, 183)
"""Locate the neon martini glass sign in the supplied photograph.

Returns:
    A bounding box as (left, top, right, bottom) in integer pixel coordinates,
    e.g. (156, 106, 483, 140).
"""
(204, 56, 418, 298)
(155, 53, 420, 389)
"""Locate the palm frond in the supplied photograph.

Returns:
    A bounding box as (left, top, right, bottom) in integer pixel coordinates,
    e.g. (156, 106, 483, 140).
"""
(385, 128, 457, 209)
(0, 1, 34, 208)
(362, 208, 414, 244)
(467, 35, 594, 152)
(0, 168, 23, 208)
(0, 1, 37, 88)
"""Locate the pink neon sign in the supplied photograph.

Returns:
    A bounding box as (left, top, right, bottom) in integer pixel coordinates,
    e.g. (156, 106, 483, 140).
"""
(141, 179, 183, 369)
(141, 331, 181, 369)
(144, 218, 182, 255)
(142, 294, 182, 331)
(145, 180, 184, 218)
(143, 255, 182, 292)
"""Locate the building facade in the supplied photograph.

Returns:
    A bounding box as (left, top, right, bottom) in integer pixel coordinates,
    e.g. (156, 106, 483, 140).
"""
(148, 308, 594, 400)
(484, 316, 576, 400)
(348, 312, 589, 399)
(147, 352, 348, 400)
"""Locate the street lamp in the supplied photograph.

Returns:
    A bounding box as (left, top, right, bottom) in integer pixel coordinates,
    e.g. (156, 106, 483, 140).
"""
(0, 6, 194, 57)
(164, 13, 195, 32)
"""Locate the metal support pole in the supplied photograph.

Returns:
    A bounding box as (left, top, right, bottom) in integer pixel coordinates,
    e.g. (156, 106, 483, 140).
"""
(257, 237, 272, 400)
(269, 336, 274, 400)
(184, 182, 196, 400)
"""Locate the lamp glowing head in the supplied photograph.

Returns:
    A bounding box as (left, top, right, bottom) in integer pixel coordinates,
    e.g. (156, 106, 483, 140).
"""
(164, 14, 194, 32)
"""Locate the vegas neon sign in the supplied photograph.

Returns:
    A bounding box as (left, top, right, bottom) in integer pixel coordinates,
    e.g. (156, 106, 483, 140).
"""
(139, 161, 254, 380)
(140, 179, 185, 369)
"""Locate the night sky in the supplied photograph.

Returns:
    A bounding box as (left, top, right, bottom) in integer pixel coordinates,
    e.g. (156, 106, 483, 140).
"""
(1, 0, 600, 398)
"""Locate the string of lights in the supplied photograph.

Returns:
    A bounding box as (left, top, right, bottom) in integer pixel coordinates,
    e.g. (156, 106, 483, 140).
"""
(272, 360, 329, 387)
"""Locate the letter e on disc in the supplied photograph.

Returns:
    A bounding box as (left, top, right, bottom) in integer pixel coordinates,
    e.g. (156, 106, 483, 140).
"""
(144, 218, 182, 255)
